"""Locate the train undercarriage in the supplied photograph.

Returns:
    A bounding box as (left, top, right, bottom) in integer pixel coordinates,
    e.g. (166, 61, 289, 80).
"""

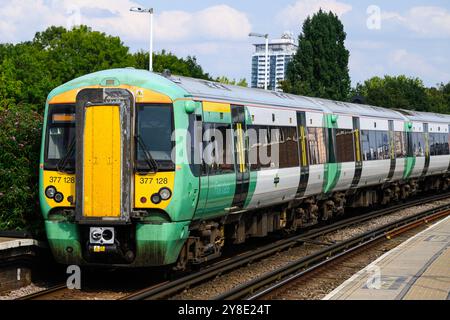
(175, 174, 450, 270)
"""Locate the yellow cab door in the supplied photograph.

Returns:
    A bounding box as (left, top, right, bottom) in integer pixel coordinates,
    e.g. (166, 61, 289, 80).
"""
(83, 105, 122, 218)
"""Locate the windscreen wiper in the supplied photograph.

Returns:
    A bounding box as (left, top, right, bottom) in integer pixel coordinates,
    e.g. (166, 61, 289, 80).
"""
(56, 137, 76, 174)
(135, 134, 159, 173)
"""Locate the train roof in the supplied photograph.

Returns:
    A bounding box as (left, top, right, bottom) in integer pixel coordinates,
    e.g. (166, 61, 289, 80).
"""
(169, 74, 408, 120)
(394, 109, 450, 124)
(170, 75, 323, 112)
(49, 68, 450, 125)
(310, 97, 407, 120)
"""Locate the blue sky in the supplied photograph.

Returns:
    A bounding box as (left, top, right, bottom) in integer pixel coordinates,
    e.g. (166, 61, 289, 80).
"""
(1, 0, 449, 87)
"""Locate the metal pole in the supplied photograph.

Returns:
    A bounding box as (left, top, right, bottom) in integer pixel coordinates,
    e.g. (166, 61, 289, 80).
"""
(264, 36, 269, 91)
(149, 9, 154, 72)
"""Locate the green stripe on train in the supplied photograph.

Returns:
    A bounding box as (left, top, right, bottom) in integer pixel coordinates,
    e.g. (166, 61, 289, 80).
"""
(323, 114, 341, 194)
(403, 121, 415, 179)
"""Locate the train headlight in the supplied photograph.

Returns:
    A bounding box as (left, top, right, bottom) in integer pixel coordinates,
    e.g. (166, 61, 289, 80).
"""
(151, 193, 162, 204)
(159, 188, 172, 200)
(91, 228, 102, 242)
(102, 229, 113, 242)
(45, 186, 57, 199)
(54, 192, 64, 203)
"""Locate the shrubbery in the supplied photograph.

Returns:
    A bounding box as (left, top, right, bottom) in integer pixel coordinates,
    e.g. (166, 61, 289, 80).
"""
(0, 104, 43, 235)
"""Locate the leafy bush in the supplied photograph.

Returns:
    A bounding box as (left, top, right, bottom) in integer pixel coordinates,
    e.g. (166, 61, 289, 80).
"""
(0, 104, 43, 235)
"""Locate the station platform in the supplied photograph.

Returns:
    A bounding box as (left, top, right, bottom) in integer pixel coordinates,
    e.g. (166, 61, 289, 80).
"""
(0, 236, 45, 264)
(0, 237, 46, 293)
(324, 215, 450, 300)
(0, 237, 40, 250)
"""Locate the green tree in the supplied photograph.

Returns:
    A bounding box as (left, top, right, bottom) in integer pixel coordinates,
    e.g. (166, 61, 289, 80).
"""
(39, 25, 134, 86)
(0, 59, 23, 109)
(0, 104, 43, 233)
(352, 75, 430, 111)
(440, 82, 450, 112)
(133, 50, 211, 80)
(426, 85, 446, 114)
(283, 9, 350, 100)
(1, 26, 136, 110)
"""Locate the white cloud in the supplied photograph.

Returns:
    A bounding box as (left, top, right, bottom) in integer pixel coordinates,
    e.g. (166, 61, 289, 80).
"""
(347, 40, 386, 50)
(382, 6, 450, 38)
(277, 0, 352, 28)
(155, 5, 252, 42)
(0, 1, 251, 43)
(388, 49, 450, 83)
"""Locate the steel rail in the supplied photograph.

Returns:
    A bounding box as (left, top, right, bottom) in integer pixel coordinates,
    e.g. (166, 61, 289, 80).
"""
(16, 284, 68, 300)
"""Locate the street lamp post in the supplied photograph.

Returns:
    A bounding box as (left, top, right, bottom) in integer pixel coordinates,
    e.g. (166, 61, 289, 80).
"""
(249, 32, 269, 91)
(130, 7, 154, 72)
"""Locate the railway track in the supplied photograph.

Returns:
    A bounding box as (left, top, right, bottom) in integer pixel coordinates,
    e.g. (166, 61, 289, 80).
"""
(213, 203, 450, 300)
(16, 284, 68, 300)
(121, 192, 450, 300)
(16, 193, 450, 300)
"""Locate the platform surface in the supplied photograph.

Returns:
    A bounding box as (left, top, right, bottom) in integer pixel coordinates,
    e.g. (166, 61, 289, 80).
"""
(0, 237, 40, 251)
(324, 215, 450, 300)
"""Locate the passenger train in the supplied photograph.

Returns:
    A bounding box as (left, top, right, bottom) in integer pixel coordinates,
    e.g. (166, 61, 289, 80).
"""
(40, 68, 450, 268)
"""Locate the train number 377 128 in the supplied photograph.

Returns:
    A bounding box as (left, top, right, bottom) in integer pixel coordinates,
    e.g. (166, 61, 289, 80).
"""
(139, 177, 169, 185)
(49, 176, 75, 184)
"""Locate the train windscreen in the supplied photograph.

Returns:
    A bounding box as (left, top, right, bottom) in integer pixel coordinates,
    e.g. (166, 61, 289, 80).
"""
(44, 104, 76, 172)
(135, 103, 175, 172)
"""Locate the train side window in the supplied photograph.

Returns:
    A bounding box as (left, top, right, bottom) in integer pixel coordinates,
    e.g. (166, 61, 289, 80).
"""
(270, 127, 281, 168)
(285, 127, 300, 167)
(394, 131, 406, 158)
(335, 129, 355, 163)
(430, 133, 450, 156)
(260, 126, 272, 170)
(376, 131, 390, 160)
(444, 133, 450, 155)
(368, 130, 378, 160)
(279, 126, 299, 168)
(247, 125, 259, 171)
(412, 132, 425, 157)
(361, 130, 370, 161)
(247, 125, 272, 170)
(429, 133, 437, 156)
(202, 123, 234, 175)
(307, 127, 326, 165)
(361, 130, 389, 161)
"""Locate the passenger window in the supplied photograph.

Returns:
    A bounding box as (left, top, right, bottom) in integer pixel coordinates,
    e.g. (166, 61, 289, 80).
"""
(394, 132, 406, 158)
(279, 126, 299, 168)
(430, 133, 450, 156)
(202, 123, 234, 175)
(361, 130, 371, 161)
(335, 129, 355, 163)
(307, 127, 327, 165)
(412, 132, 425, 157)
(376, 131, 390, 160)
(361, 130, 390, 160)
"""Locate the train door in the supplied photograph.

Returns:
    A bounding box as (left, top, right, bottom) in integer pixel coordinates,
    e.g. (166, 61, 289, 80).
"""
(349, 117, 362, 192)
(196, 102, 237, 219)
(386, 120, 396, 183)
(296, 111, 309, 198)
(420, 123, 430, 178)
(231, 105, 250, 208)
(75, 88, 133, 223)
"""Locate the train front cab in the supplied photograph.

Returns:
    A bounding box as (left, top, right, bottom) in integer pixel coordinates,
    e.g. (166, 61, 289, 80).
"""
(40, 85, 192, 267)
